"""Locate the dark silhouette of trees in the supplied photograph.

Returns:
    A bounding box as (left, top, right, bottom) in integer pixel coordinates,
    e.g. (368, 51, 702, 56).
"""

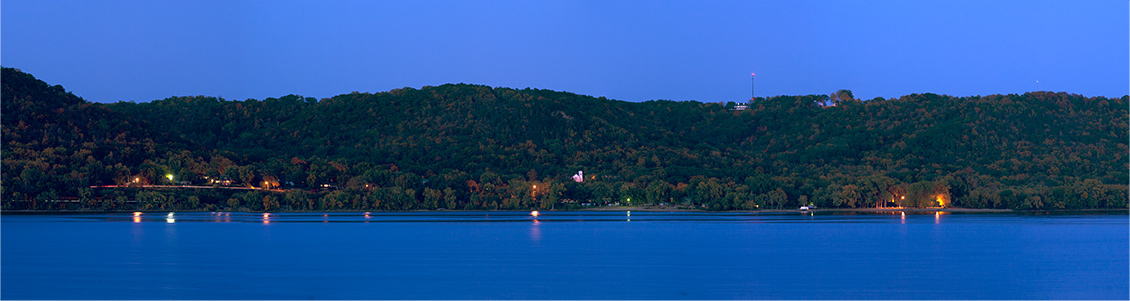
(3, 67, 1126, 211)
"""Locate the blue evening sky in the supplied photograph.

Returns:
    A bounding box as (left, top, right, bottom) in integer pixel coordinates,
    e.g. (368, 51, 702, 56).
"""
(3, 0, 1127, 103)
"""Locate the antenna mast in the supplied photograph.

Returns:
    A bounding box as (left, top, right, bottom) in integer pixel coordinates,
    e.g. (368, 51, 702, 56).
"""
(750, 73, 756, 102)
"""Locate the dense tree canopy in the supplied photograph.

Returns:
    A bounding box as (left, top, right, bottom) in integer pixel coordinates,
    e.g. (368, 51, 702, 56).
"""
(3, 67, 1126, 211)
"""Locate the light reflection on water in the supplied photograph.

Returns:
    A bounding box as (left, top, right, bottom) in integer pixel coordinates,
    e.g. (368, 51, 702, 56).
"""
(12, 210, 1121, 225)
(1, 211, 1126, 300)
(530, 218, 541, 241)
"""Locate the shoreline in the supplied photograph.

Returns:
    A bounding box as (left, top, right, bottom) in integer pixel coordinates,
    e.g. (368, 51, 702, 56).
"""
(583, 207, 1017, 213)
(3, 208, 1126, 214)
(581, 207, 1130, 214)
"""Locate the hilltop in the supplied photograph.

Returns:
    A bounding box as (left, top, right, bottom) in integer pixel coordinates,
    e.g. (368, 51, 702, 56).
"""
(3, 67, 1126, 211)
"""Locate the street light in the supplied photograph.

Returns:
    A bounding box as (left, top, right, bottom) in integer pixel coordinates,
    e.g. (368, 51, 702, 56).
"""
(166, 174, 174, 184)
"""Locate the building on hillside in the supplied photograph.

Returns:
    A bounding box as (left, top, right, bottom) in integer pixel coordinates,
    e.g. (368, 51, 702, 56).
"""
(208, 175, 233, 186)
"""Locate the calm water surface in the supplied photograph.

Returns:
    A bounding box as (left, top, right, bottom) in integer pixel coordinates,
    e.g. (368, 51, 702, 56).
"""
(2, 211, 1127, 299)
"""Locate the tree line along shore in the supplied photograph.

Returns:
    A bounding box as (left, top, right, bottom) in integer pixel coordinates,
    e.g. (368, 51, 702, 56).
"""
(3, 67, 1126, 212)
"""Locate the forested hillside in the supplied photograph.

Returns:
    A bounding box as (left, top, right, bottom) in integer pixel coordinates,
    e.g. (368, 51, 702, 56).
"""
(2, 67, 203, 207)
(3, 67, 1126, 211)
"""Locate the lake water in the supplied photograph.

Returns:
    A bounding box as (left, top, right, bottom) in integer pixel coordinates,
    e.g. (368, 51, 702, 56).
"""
(2, 211, 1127, 299)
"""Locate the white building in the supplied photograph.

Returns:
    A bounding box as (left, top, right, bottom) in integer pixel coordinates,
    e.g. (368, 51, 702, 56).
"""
(572, 171, 584, 183)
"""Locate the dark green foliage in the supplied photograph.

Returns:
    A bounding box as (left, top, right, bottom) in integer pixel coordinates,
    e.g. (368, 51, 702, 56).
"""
(2, 67, 200, 207)
(3, 67, 1126, 211)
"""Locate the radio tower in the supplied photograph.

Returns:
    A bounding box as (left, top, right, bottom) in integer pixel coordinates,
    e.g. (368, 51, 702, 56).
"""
(750, 73, 756, 102)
